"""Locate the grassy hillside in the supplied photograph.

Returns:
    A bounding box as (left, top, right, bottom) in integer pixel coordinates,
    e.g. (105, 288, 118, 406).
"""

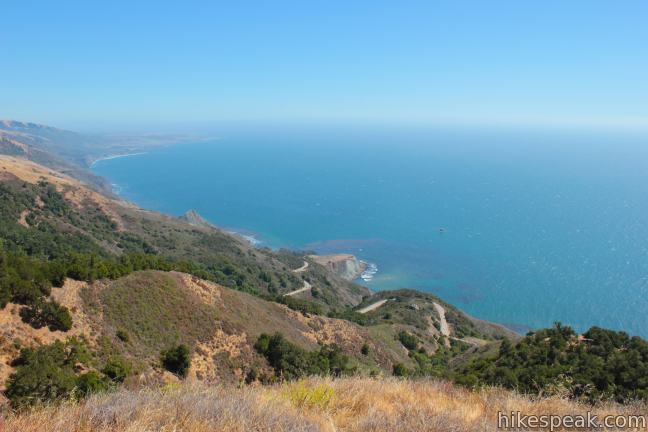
(0, 130, 114, 193)
(350, 289, 516, 343)
(75, 270, 413, 381)
(4, 377, 647, 432)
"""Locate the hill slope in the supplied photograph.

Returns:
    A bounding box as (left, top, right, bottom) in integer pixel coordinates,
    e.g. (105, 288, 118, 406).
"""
(0, 153, 517, 396)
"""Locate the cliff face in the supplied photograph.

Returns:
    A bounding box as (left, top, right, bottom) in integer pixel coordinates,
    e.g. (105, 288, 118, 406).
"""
(179, 209, 215, 229)
(310, 254, 366, 281)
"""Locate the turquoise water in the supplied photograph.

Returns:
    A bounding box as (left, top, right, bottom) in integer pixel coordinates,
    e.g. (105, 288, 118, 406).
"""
(92, 126, 648, 336)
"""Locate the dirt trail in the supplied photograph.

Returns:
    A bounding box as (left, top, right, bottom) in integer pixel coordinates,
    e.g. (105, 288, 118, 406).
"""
(283, 260, 312, 296)
(292, 261, 309, 273)
(283, 280, 312, 297)
(432, 302, 450, 336)
(357, 299, 389, 314)
(432, 302, 452, 348)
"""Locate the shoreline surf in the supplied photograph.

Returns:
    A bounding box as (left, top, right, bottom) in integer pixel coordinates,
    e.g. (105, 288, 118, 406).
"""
(90, 152, 148, 167)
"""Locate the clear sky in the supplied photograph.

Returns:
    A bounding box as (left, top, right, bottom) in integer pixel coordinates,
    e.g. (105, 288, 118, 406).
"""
(1, 1, 647, 131)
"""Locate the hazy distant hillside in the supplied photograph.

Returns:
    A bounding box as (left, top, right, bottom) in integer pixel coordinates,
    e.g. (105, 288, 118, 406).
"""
(0, 126, 112, 192)
(0, 120, 107, 166)
(0, 120, 201, 192)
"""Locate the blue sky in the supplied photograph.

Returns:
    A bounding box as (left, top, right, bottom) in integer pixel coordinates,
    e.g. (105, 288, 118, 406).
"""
(1, 1, 647, 131)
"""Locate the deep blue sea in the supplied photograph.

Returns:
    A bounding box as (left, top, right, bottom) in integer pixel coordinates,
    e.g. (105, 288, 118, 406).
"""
(92, 126, 648, 337)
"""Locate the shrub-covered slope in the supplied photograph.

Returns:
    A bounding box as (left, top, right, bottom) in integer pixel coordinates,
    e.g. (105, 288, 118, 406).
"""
(0, 155, 369, 310)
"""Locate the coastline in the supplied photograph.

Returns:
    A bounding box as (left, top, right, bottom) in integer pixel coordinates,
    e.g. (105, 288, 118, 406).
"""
(85, 146, 531, 335)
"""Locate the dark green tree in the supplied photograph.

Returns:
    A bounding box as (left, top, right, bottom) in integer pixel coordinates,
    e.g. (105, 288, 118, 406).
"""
(161, 344, 191, 377)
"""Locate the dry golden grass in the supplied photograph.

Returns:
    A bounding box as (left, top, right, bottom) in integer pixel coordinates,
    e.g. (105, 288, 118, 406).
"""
(3, 377, 647, 431)
(0, 154, 131, 229)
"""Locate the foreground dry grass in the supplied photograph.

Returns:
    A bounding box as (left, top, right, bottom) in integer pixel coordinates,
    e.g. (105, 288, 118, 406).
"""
(3, 377, 648, 431)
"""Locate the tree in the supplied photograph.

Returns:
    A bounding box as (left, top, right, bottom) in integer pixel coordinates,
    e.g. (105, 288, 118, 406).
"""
(255, 333, 352, 380)
(458, 323, 648, 403)
(5, 339, 91, 408)
(19, 300, 72, 331)
(161, 344, 191, 377)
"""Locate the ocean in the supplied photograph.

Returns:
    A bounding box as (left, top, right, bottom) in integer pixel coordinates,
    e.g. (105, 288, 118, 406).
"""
(92, 125, 648, 337)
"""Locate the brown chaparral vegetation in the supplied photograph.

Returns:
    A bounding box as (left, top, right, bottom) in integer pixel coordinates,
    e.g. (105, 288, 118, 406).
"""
(3, 377, 648, 432)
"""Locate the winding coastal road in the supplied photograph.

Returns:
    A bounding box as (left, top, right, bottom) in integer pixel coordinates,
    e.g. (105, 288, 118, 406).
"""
(283, 260, 312, 296)
(292, 261, 309, 273)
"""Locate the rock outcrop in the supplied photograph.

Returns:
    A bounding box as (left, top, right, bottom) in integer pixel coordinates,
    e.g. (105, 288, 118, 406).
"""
(310, 254, 366, 281)
(179, 209, 215, 229)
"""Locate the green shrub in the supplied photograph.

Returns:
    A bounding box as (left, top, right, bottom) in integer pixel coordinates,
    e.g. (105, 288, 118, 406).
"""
(76, 371, 108, 395)
(5, 338, 92, 408)
(458, 323, 648, 403)
(279, 296, 323, 315)
(392, 363, 409, 377)
(329, 310, 376, 326)
(398, 331, 418, 351)
(161, 344, 191, 377)
(102, 356, 132, 383)
(361, 343, 370, 356)
(116, 329, 130, 342)
(255, 333, 309, 380)
(255, 333, 352, 380)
